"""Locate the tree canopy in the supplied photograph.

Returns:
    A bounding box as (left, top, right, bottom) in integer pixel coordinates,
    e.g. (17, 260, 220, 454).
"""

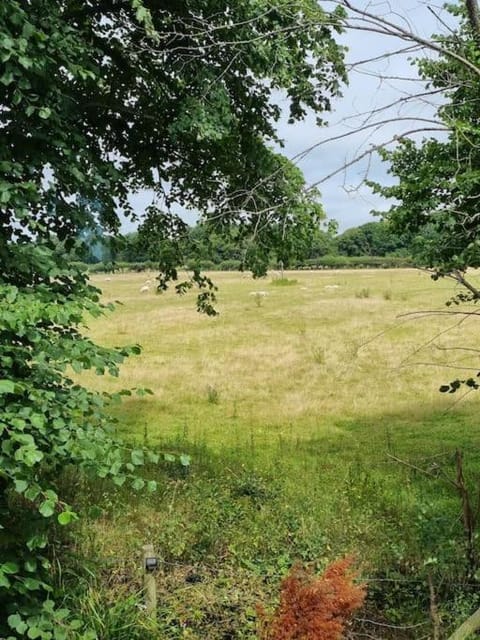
(369, 2, 480, 284)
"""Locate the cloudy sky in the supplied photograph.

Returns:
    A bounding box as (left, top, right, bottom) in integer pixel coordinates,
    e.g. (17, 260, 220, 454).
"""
(279, 0, 453, 230)
(127, 1, 455, 233)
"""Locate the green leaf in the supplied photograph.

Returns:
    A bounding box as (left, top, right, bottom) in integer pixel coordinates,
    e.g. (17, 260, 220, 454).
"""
(8, 614, 27, 633)
(0, 71, 14, 85)
(14, 479, 28, 493)
(23, 577, 43, 591)
(180, 454, 191, 467)
(30, 414, 45, 428)
(18, 56, 33, 69)
(57, 511, 76, 526)
(2, 562, 19, 574)
(26, 533, 48, 550)
(71, 360, 83, 373)
(27, 626, 42, 639)
(23, 447, 44, 467)
(112, 474, 126, 487)
(38, 107, 51, 119)
(0, 573, 11, 588)
(25, 485, 41, 501)
(24, 558, 37, 572)
(132, 477, 144, 490)
(39, 500, 56, 518)
(131, 449, 144, 466)
(0, 379, 15, 394)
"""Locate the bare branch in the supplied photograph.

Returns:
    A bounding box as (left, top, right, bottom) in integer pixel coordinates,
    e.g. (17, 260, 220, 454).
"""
(306, 127, 448, 189)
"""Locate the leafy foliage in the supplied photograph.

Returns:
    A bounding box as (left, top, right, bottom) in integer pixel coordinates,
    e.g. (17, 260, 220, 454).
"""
(335, 221, 410, 257)
(369, 2, 480, 396)
(370, 5, 480, 277)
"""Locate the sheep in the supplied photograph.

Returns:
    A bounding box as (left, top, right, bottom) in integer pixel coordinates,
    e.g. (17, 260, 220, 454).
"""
(140, 285, 150, 293)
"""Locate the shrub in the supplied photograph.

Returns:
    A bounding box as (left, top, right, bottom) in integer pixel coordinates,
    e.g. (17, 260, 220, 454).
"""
(185, 259, 216, 271)
(258, 557, 366, 640)
(355, 288, 370, 299)
(298, 255, 414, 269)
(218, 259, 243, 271)
(206, 384, 220, 404)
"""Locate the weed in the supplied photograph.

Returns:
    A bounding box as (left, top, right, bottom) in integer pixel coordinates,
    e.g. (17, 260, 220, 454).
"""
(231, 469, 273, 502)
(383, 289, 393, 300)
(355, 287, 370, 298)
(270, 278, 298, 286)
(250, 290, 269, 306)
(206, 384, 220, 404)
(312, 346, 326, 365)
(76, 586, 157, 640)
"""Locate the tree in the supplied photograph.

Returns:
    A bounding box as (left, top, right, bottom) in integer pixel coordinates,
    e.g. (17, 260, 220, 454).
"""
(138, 152, 329, 282)
(361, 1, 480, 287)
(0, 1, 347, 635)
(335, 221, 410, 257)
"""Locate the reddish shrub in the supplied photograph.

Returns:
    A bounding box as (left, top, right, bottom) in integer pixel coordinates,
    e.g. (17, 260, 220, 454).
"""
(258, 557, 366, 640)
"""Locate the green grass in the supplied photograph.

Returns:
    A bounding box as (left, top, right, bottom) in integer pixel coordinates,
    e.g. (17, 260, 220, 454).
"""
(67, 269, 480, 638)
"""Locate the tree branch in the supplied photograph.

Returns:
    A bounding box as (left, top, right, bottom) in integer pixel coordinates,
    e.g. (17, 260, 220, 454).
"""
(466, 0, 480, 38)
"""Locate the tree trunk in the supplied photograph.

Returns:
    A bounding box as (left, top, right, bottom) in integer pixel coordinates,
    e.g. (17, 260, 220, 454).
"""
(466, 0, 480, 37)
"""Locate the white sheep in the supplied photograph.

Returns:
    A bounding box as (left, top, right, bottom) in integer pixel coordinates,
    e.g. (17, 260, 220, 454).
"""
(140, 285, 150, 293)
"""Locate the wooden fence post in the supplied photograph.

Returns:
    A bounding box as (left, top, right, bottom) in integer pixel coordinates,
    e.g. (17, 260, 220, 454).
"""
(142, 543, 158, 621)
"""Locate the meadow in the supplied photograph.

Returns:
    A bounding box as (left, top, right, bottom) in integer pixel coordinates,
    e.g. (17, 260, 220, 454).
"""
(70, 269, 480, 639)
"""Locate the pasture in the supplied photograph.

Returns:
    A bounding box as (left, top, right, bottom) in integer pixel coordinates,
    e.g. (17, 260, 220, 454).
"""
(86, 269, 480, 451)
(73, 269, 480, 638)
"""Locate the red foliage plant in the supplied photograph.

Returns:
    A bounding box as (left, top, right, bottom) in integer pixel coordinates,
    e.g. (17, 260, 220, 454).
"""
(257, 556, 366, 640)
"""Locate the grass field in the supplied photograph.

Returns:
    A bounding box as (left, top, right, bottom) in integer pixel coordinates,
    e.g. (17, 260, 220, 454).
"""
(71, 269, 480, 639)
(85, 269, 480, 449)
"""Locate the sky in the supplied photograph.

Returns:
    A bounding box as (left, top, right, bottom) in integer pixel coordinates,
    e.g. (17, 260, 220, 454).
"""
(127, 1, 455, 234)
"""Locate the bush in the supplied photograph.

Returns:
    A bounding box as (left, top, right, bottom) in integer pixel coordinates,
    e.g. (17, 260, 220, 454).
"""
(185, 259, 216, 271)
(218, 259, 243, 271)
(298, 255, 414, 269)
(270, 278, 298, 286)
(258, 557, 366, 640)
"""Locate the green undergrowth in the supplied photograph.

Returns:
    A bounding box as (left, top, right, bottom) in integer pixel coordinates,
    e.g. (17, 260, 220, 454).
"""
(55, 408, 480, 638)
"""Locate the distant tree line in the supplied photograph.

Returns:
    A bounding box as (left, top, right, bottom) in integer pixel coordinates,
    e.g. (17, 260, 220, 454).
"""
(75, 219, 413, 271)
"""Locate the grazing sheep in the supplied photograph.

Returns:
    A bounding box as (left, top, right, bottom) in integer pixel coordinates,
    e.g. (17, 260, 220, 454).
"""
(144, 279, 152, 285)
(105, 277, 111, 282)
(140, 285, 150, 293)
